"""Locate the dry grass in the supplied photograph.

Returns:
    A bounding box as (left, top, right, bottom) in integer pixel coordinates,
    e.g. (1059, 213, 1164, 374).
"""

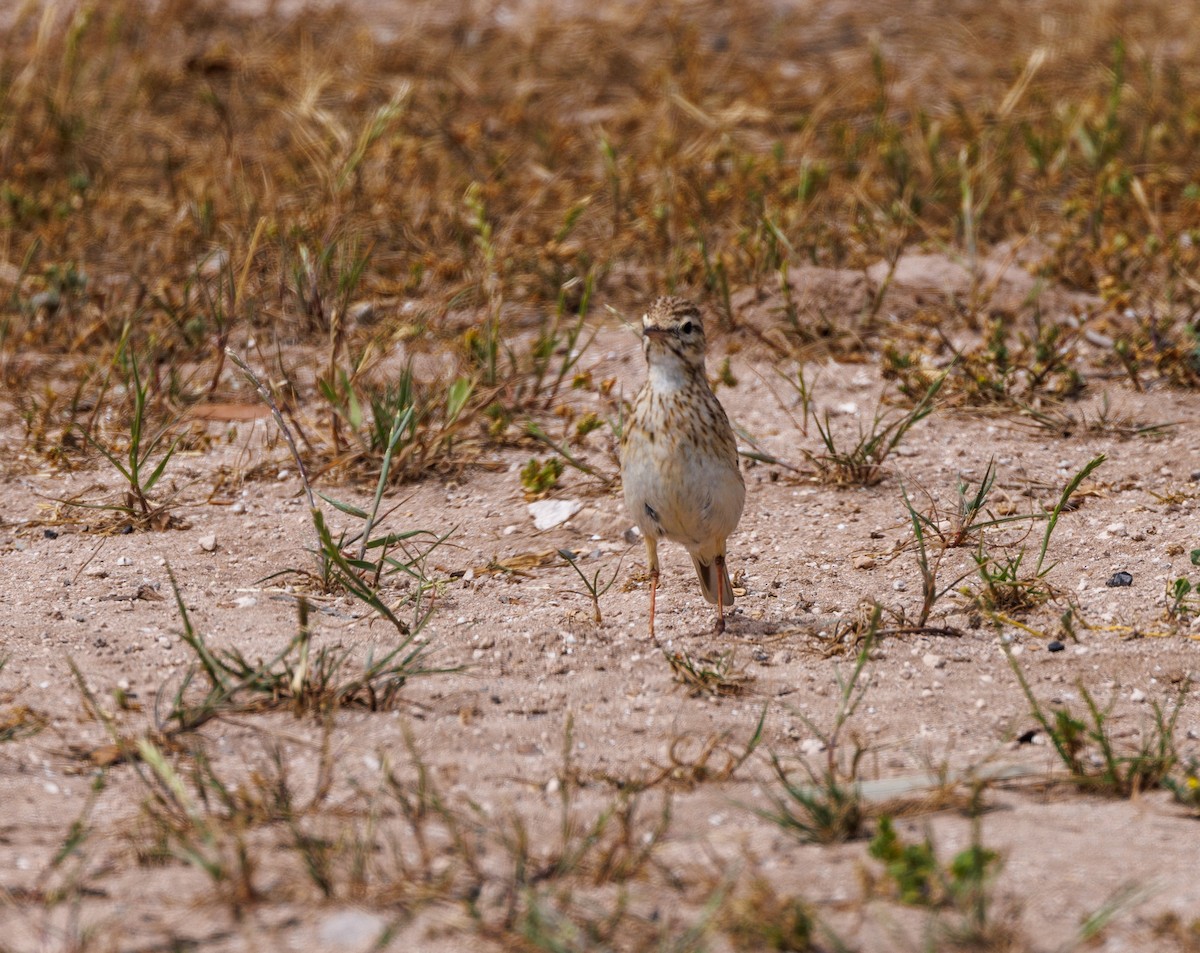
(3, 0, 1200, 435)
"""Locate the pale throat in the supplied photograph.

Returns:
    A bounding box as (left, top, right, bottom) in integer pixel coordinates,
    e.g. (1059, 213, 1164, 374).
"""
(646, 348, 704, 391)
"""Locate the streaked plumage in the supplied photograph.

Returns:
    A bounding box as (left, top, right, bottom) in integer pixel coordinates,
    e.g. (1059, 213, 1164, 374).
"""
(620, 296, 745, 635)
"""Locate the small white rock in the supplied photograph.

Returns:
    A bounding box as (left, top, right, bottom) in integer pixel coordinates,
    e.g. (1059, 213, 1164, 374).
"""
(528, 499, 583, 531)
(233, 596, 257, 609)
(892, 579, 907, 591)
(198, 534, 217, 553)
(1130, 688, 1147, 703)
(800, 738, 826, 756)
(116, 556, 133, 566)
(923, 653, 945, 670)
(317, 910, 388, 949)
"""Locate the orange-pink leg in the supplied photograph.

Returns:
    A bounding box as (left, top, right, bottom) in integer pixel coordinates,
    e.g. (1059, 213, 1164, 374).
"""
(646, 538, 660, 639)
(714, 554, 727, 634)
(649, 567, 659, 638)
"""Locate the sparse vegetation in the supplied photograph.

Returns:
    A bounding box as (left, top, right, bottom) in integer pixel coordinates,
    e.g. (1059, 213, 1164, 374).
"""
(757, 628, 875, 844)
(5, 0, 1200, 948)
(808, 374, 945, 486)
(1006, 646, 1186, 797)
(968, 455, 1105, 622)
(663, 648, 753, 698)
(167, 590, 439, 728)
(867, 805, 1019, 951)
(558, 547, 626, 625)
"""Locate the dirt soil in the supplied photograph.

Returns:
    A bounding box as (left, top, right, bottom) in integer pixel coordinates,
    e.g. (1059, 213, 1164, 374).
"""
(3, 247, 1200, 952)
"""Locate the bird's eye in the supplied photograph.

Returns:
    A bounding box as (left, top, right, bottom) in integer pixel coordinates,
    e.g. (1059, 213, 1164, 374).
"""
(680, 321, 695, 335)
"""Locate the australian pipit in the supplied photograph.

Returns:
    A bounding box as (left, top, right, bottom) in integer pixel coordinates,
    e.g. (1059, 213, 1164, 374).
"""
(620, 296, 745, 637)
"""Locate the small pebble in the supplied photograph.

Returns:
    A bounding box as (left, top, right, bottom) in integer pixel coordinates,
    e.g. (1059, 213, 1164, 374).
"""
(853, 555, 876, 570)
(43, 529, 59, 540)
(117, 556, 133, 566)
(923, 653, 945, 669)
(317, 910, 388, 949)
(199, 535, 217, 552)
(1047, 640, 1065, 653)
(892, 579, 907, 591)
(1130, 688, 1147, 703)
(1106, 571, 1133, 587)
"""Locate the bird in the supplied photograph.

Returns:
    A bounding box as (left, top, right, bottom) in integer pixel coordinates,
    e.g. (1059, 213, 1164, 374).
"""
(620, 296, 745, 637)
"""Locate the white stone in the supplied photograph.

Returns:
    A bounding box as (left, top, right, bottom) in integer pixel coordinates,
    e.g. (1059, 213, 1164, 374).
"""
(198, 535, 217, 552)
(317, 910, 388, 949)
(528, 499, 583, 531)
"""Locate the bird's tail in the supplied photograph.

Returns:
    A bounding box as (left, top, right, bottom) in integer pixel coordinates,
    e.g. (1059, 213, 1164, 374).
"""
(692, 554, 734, 606)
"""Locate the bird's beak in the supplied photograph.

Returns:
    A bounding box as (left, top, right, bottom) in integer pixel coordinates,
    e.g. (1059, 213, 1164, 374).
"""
(642, 326, 670, 340)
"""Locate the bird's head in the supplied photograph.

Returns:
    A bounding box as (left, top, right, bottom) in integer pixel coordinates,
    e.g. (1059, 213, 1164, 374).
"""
(640, 296, 707, 373)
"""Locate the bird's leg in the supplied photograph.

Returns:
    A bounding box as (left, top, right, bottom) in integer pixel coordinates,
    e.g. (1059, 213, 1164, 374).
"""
(714, 553, 727, 634)
(646, 538, 660, 640)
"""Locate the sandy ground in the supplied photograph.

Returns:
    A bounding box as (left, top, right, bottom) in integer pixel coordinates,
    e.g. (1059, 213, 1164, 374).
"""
(3, 250, 1200, 952)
